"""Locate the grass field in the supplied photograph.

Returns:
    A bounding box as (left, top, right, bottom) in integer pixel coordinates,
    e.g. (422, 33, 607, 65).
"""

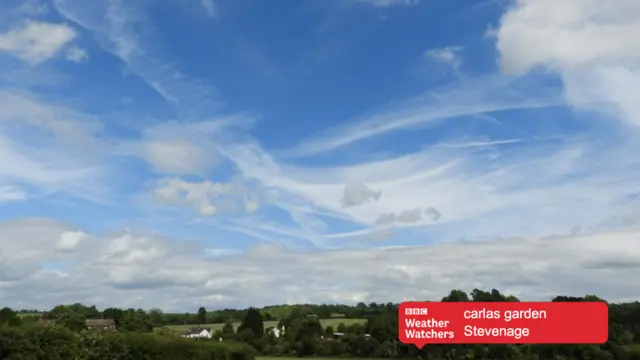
(159, 318, 366, 333)
(17, 313, 40, 318)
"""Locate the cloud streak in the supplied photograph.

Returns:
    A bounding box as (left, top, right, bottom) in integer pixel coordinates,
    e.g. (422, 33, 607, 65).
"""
(285, 74, 564, 157)
(354, 0, 420, 7)
(199, 0, 218, 18)
(52, 0, 222, 116)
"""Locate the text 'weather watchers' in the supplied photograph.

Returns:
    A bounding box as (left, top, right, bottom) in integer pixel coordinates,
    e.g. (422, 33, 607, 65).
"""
(398, 301, 608, 346)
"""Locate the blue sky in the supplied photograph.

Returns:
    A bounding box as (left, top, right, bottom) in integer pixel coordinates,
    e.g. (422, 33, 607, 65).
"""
(1, 0, 639, 311)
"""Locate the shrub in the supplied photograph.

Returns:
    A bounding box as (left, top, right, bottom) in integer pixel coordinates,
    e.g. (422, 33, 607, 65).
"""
(0, 325, 256, 360)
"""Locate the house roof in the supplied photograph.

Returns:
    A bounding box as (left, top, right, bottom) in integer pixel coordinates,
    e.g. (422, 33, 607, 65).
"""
(85, 319, 116, 326)
(184, 327, 212, 335)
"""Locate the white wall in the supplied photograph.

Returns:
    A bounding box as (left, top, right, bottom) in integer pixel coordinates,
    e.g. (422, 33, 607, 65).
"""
(185, 330, 212, 339)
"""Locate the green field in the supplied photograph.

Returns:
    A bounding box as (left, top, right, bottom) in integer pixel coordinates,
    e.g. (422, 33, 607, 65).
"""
(17, 313, 40, 318)
(159, 318, 366, 333)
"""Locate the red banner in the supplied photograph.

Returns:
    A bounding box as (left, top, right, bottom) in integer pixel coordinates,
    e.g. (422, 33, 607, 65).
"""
(398, 301, 608, 346)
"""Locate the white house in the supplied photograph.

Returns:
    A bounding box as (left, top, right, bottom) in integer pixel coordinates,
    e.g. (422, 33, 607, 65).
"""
(268, 327, 281, 338)
(268, 326, 285, 338)
(183, 327, 213, 339)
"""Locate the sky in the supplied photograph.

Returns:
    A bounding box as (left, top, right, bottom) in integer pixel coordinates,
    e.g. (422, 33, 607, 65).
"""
(0, 0, 639, 312)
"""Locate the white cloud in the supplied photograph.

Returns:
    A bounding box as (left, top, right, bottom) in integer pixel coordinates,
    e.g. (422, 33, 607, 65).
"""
(424, 46, 462, 64)
(1, 218, 639, 310)
(341, 182, 382, 208)
(495, 0, 640, 127)
(0, 185, 27, 203)
(374, 207, 441, 226)
(154, 178, 230, 216)
(355, 0, 420, 7)
(114, 116, 254, 176)
(0, 219, 76, 282)
(424, 46, 463, 74)
(145, 140, 212, 175)
(54, 230, 87, 252)
(65, 46, 88, 62)
(0, 21, 77, 64)
(204, 248, 240, 257)
(153, 177, 261, 216)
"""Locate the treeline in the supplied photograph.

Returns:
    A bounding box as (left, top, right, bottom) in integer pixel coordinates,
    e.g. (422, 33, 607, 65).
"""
(0, 324, 255, 360)
(162, 303, 388, 326)
(1, 307, 252, 359)
(2, 288, 640, 360)
(208, 289, 640, 360)
(12, 302, 396, 326)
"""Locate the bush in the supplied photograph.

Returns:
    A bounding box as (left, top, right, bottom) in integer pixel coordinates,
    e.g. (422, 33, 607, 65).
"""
(0, 325, 256, 360)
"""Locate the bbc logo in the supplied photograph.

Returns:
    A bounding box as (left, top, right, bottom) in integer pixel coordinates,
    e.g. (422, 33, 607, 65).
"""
(405, 308, 428, 315)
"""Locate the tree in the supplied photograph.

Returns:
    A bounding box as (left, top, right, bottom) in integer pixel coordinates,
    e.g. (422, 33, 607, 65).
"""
(0, 307, 22, 326)
(365, 313, 397, 343)
(238, 307, 264, 338)
(325, 325, 334, 336)
(43, 305, 72, 319)
(197, 306, 207, 324)
(56, 311, 86, 332)
(291, 317, 322, 356)
(103, 307, 124, 325)
(236, 328, 255, 343)
(119, 309, 153, 332)
(148, 308, 165, 326)
(222, 321, 235, 335)
(441, 289, 470, 302)
(470, 288, 509, 302)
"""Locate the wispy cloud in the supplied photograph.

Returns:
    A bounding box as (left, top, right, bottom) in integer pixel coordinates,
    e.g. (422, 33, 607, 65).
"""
(354, 0, 420, 7)
(17, 0, 50, 16)
(437, 138, 523, 148)
(199, 0, 218, 18)
(0, 91, 111, 202)
(284, 74, 563, 157)
(217, 130, 640, 245)
(52, 0, 222, 117)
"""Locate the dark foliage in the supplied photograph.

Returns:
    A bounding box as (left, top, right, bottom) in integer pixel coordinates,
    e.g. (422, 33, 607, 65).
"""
(0, 324, 256, 360)
(3, 288, 640, 360)
(238, 307, 265, 339)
